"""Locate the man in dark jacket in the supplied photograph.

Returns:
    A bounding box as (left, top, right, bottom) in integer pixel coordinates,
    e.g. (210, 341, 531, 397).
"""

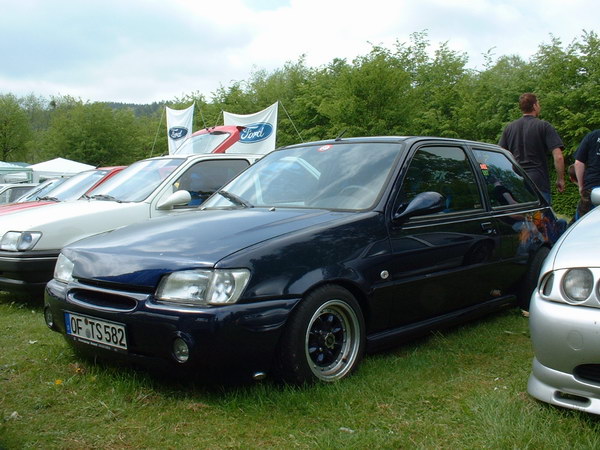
(499, 93, 565, 204)
(574, 129, 600, 218)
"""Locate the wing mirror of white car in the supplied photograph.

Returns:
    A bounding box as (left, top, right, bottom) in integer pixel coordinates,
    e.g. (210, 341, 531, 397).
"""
(591, 187, 600, 206)
(156, 190, 192, 210)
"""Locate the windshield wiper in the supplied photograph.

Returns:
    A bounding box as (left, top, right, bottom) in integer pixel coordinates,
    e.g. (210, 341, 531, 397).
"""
(216, 190, 253, 208)
(37, 196, 60, 202)
(90, 194, 121, 202)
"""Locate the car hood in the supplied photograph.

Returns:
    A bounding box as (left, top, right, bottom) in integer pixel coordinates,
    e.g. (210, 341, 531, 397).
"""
(549, 207, 600, 270)
(65, 208, 358, 287)
(0, 199, 149, 251)
(0, 200, 55, 215)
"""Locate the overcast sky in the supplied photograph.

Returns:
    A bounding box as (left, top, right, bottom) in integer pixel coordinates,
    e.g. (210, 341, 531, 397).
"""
(0, 0, 596, 104)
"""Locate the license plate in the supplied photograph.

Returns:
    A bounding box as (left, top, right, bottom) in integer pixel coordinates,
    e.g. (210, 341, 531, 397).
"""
(65, 312, 128, 351)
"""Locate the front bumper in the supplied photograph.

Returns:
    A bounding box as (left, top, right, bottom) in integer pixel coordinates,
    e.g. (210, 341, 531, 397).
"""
(527, 292, 600, 414)
(44, 279, 300, 377)
(0, 250, 58, 292)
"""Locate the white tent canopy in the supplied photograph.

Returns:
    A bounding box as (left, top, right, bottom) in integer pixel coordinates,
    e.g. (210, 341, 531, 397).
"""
(29, 157, 94, 182)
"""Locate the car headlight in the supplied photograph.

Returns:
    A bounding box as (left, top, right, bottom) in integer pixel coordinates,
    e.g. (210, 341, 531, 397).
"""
(54, 253, 74, 284)
(562, 268, 594, 303)
(0, 231, 42, 251)
(156, 269, 250, 307)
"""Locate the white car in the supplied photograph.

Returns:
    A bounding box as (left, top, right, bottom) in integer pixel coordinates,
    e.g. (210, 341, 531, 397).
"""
(0, 152, 259, 295)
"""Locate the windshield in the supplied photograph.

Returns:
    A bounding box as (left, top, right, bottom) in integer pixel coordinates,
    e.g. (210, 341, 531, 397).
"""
(202, 142, 402, 210)
(88, 158, 183, 202)
(39, 170, 110, 201)
(17, 178, 65, 202)
(171, 132, 230, 155)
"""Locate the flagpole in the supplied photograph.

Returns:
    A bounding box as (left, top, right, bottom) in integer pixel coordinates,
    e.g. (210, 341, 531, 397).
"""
(149, 106, 165, 157)
(278, 100, 303, 142)
(197, 101, 208, 129)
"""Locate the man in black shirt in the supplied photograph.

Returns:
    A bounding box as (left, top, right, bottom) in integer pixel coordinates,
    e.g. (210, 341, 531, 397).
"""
(499, 93, 565, 204)
(574, 129, 600, 217)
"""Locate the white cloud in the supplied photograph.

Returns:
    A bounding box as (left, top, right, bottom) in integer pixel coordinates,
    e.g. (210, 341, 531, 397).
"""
(0, 0, 596, 103)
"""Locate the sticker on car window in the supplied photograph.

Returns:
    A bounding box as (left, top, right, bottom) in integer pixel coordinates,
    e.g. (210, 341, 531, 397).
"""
(318, 145, 332, 152)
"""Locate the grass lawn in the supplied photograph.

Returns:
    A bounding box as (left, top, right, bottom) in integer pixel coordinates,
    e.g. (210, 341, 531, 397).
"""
(2, 291, 600, 448)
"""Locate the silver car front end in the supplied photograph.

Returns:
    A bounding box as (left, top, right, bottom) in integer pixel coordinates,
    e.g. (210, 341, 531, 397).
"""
(528, 288, 600, 414)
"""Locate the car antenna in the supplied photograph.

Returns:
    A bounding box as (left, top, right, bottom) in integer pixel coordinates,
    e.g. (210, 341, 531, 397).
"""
(335, 130, 347, 141)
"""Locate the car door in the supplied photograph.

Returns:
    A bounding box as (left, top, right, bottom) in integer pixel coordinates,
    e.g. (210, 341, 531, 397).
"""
(383, 143, 503, 328)
(471, 147, 547, 290)
(150, 158, 252, 217)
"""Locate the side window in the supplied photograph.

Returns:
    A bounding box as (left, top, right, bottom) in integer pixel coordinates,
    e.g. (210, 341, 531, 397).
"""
(472, 149, 538, 207)
(173, 159, 250, 207)
(399, 146, 482, 214)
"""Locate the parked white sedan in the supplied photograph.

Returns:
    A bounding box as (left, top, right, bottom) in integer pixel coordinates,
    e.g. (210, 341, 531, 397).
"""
(0, 152, 259, 295)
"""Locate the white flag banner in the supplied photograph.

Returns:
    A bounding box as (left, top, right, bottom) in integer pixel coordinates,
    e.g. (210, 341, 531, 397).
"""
(166, 104, 194, 154)
(223, 102, 278, 154)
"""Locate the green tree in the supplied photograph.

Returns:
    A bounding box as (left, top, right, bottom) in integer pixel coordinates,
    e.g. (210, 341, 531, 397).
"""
(42, 98, 145, 166)
(0, 94, 32, 161)
(409, 41, 471, 138)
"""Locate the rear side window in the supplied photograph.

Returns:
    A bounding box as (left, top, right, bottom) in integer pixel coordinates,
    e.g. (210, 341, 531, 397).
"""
(472, 149, 538, 207)
(399, 146, 482, 213)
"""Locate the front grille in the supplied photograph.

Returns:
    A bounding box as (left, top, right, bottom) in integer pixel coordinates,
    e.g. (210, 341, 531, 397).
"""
(69, 288, 138, 311)
(574, 364, 600, 384)
(76, 277, 155, 294)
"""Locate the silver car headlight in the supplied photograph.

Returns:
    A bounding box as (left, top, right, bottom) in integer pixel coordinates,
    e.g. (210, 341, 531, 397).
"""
(156, 269, 250, 307)
(54, 253, 74, 284)
(0, 231, 42, 251)
(562, 268, 594, 303)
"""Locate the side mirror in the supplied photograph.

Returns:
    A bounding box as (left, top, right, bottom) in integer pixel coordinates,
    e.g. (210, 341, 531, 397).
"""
(156, 190, 192, 210)
(592, 187, 600, 206)
(393, 191, 445, 222)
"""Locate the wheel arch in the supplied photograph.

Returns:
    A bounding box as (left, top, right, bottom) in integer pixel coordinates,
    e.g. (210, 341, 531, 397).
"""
(288, 278, 371, 330)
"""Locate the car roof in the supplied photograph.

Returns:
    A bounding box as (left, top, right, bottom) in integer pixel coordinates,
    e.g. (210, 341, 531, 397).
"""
(279, 136, 503, 149)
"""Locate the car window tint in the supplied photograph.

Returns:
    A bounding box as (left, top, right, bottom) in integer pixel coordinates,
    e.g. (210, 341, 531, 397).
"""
(399, 146, 482, 214)
(174, 159, 250, 207)
(91, 158, 183, 202)
(256, 157, 320, 205)
(47, 170, 109, 201)
(173, 132, 231, 155)
(203, 143, 402, 210)
(472, 149, 538, 207)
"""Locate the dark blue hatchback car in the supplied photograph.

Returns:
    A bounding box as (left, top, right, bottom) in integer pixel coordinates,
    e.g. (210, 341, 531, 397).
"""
(45, 137, 564, 384)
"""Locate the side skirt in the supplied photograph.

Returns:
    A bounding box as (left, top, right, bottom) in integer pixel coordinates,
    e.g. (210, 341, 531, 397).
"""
(366, 295, 516, 353)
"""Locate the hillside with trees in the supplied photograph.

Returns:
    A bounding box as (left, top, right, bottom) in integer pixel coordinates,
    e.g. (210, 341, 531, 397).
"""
(1, 31, 598, 216)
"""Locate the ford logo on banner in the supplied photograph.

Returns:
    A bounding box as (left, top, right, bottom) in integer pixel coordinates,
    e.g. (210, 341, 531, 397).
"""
(240, 122, 273, 143)
(169, 127, 189, 141)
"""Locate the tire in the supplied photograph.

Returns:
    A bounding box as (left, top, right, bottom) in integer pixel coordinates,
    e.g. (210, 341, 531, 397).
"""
(519, 246, 550, 310)
(278, 285, 365, 384)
